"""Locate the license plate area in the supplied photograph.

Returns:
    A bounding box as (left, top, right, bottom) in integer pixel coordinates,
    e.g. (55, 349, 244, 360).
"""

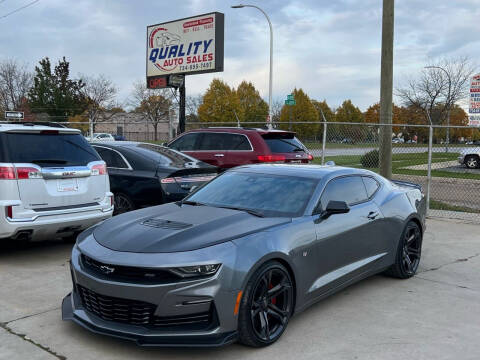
(57, 178, 78, 192)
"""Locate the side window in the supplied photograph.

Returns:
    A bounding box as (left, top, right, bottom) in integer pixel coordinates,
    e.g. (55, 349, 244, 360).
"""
(362, 177, 380, 198)
(320, 176, 368, 209)
(198, 133, 230, 150)
(94, 147, 128, 169)
(226, 134, 252, 150)
(169, 133, 199, 151)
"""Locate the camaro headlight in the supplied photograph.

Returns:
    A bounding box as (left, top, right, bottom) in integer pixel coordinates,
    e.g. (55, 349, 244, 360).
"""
(170, 264, 221, 278)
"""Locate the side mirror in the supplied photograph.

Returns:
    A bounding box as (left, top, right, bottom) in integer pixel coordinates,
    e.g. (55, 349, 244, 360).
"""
(320, 200, 350, 219)
(162, 142, 168, 147)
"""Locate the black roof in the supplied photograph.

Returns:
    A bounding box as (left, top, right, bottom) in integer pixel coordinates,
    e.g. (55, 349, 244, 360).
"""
(232, 164, 376, 179)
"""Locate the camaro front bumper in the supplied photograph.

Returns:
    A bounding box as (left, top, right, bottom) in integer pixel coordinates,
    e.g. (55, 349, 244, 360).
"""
(62, 237, 240, 347)
(62, 293, 237, 347)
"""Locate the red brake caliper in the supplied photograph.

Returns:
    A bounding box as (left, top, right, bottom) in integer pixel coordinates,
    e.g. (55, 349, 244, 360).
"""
(269, 283, 277, 305)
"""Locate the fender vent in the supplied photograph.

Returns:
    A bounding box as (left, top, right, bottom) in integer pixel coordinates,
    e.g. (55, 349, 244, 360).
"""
(141, 218, 192, 230)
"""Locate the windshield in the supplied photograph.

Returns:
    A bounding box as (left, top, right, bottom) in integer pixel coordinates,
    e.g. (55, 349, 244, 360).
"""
(186, 171, 318, 217)
(4, 132, 100, 166)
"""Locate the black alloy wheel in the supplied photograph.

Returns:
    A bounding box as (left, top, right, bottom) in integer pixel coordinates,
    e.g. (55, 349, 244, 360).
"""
(113, 193, 135, 215)
(386, 221, 422, 279)
(238, 261, 294, 347)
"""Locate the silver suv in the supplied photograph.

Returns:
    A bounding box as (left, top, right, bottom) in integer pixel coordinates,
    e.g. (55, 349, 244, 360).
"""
(0, 124, 113, 242)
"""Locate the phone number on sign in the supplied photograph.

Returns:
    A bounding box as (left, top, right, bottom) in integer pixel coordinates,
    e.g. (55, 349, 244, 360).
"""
(179, 62, 213, 72)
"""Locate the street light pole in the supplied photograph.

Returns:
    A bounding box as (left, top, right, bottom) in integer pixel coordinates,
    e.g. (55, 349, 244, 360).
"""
(232, 4, 273, 129)
(425, 65, 452, 153)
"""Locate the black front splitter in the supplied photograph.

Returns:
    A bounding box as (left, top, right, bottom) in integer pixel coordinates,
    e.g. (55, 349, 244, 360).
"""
(62, 294, 238, 348)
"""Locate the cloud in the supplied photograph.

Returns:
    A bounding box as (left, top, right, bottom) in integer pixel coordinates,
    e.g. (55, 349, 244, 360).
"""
(0, 0, 478, 111)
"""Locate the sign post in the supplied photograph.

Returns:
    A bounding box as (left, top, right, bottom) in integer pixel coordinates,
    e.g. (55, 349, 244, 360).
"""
(284, 93, 295, 131)
(469, 73, 480, 127)
(146, 13, 224, 134)
(4, 111, 24, 121)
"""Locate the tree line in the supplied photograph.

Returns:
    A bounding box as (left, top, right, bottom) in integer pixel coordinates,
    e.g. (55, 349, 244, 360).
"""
(1, 56, 477, 143)
(0, 57, 176, 140)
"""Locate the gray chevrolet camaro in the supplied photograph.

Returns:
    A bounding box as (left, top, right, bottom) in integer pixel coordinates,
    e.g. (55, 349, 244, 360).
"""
(62, 164, 426, 347)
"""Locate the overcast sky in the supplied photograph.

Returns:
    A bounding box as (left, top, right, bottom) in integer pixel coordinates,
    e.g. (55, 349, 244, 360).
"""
(1, 0, 479, 111)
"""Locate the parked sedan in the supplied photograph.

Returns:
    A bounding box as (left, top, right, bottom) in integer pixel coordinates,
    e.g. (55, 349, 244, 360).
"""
(91, 142, 218, 214)
(63, 164, 425, 347)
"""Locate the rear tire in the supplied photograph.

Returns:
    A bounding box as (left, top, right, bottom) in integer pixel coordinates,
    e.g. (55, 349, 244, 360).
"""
(465, 155, 479, 169)
(113, 193, 135, 215)
(238, 261, 294, 347)
(385, 221, 422, 279)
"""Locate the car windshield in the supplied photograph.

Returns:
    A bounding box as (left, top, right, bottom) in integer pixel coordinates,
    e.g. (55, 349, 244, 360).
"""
(186, 171, 318, 217)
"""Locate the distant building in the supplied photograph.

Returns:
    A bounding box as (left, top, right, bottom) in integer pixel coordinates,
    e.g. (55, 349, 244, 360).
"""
(95, 112, 177, 142)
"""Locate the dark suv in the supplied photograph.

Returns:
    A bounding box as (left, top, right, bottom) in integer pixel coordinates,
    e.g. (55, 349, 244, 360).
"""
(165, 128, 313, 168)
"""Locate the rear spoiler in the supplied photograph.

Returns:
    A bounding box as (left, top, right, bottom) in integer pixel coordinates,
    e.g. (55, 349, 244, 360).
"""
(391, 180, 422, 191)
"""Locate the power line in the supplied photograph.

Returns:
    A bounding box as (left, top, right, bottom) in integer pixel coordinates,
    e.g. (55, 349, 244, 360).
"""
(0, 0, 40, 20)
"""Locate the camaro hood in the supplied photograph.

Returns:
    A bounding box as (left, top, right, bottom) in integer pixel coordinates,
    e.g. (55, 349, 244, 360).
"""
(93, 202, 290, 253)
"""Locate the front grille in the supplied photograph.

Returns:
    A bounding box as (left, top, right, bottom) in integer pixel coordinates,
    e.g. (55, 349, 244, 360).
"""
(81, 255, 182, 284)
(77, 285, 214, 330)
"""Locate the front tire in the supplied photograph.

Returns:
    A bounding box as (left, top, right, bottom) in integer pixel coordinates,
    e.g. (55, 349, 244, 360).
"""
(386, 221, 422, 279)
(238, 261, 294, 347)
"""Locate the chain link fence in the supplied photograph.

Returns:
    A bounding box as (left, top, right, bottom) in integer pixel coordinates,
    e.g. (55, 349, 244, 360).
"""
(4, 120, 479, 222)
(298, 121, 480, 222)
(185, 121, 480, 222)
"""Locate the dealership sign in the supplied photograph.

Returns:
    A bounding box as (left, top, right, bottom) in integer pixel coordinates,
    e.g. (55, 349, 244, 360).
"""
(146, 12, 224, 88)
(469, 73, 480, 126)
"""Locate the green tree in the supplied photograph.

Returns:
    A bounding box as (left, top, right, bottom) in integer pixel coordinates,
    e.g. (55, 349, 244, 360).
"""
(334, 100, 365, 142)
(236, 81, 268, 124)
(279, 88, 319, 139)
(198, 79, 241, 125)
(335, 99, 364, 123)
(28, 57, 86, 119)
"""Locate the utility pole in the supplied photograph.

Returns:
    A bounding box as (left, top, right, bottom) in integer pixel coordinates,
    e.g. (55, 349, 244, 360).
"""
(179, 82, 186, 134)
(378, 0, 394, 179)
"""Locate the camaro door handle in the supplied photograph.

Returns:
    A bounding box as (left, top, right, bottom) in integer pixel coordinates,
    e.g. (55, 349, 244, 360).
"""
(214, 154, 225, 157)
(367, 211, 379, 220)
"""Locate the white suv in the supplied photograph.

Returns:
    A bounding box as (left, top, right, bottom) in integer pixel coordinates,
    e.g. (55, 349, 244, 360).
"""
(0, 124, 114, 242)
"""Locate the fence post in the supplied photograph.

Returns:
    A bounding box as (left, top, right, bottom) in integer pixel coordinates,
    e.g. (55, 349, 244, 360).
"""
(320, 110, 327, 165)
(89, 117, 93, 141)
(426, 124, 433, 214)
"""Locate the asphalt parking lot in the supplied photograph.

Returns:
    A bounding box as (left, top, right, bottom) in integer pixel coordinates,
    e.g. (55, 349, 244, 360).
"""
(1, 218, 479, 360)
